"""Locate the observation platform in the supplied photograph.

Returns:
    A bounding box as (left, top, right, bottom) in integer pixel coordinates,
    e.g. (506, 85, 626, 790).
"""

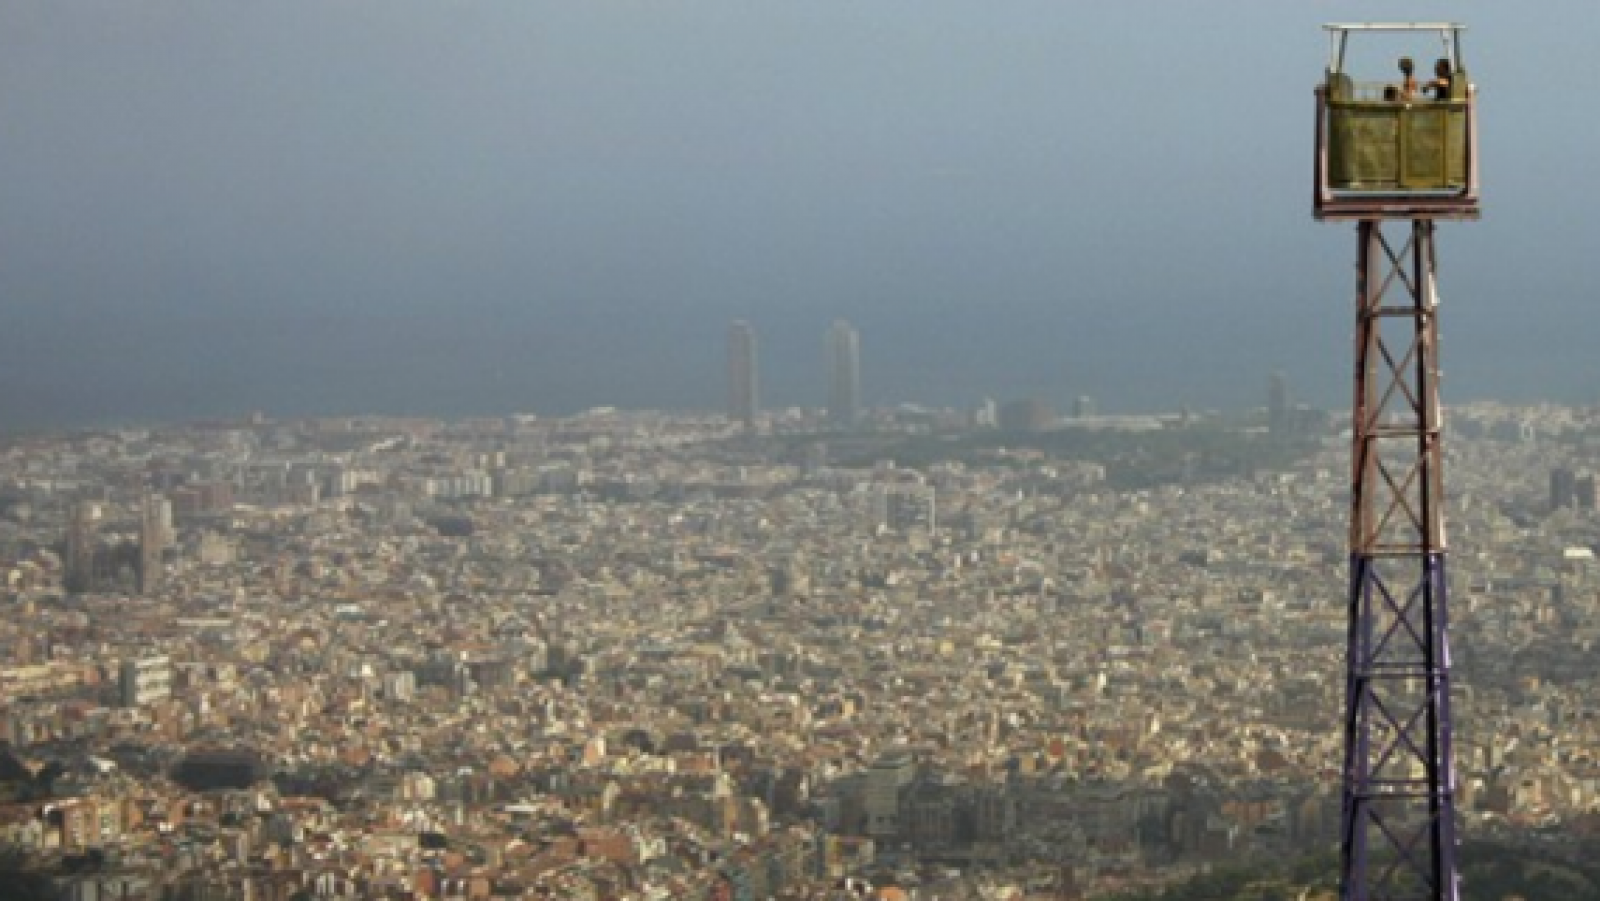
(1314, 22, 1480, 221)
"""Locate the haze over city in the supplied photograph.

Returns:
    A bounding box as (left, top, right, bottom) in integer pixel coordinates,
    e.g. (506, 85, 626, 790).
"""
(2, 2, 1597, 428)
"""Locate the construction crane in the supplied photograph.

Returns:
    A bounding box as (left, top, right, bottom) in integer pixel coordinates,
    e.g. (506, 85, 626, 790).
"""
(1314, 22, 1479, 901)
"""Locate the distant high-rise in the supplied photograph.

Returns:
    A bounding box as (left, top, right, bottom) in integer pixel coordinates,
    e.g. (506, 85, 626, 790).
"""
(1551, 467, 1597, 511)
(1551, 467, 1576, 510)
(727, 321, 759, 430)
(138, 494, 169, 596)
(1268, 369, 1290, 436)
(64, 501, 99, 595)
(826, 320, 861, 426)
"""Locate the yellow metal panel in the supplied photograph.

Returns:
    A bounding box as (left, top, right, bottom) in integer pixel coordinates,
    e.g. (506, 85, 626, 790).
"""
(1329, 104, 1400, 189)
(1327, 101, 1468, 192)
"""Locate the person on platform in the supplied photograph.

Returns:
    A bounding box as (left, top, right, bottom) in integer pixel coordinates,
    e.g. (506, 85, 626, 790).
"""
(1426, 58, 1454, 100)
(1397, 57, 1419, 99)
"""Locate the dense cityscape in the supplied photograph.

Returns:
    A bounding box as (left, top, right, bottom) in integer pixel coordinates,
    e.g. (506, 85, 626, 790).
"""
(15, 3, 1600, 898)
(4, 320, 1600, 898)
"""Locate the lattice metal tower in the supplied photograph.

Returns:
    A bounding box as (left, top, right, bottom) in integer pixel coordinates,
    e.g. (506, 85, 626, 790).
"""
(1314, 23, 1479, 900)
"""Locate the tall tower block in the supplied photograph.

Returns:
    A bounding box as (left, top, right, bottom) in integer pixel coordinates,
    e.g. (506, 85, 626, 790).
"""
(64, 500, 99, 595)
(826, 320, 861, 427)
(1315, 23, 1479, 901)
(1267, 369, 1290, 437)
(138, 494, 169, 596)
(727, 320, 760, 431)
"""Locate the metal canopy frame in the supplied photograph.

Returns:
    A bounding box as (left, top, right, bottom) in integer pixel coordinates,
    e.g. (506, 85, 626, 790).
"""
(1324, 23, 1466, 76)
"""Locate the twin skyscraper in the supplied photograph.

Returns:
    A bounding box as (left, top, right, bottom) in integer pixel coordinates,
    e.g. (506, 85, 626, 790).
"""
(727, 319, 860, 430)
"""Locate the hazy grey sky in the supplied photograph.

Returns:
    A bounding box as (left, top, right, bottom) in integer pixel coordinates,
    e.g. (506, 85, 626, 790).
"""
(1, 2, 1594, 425)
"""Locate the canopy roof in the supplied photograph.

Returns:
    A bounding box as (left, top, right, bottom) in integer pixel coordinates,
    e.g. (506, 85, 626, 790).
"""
(1324, 22, 1467, 75)
(1324, 23, 1465, 33)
